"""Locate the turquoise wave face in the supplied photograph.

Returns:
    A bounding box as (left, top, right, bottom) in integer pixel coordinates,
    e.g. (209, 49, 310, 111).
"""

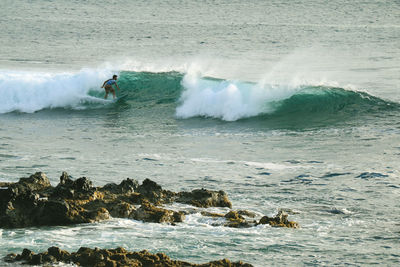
(270, 86, 398, 116)
(116, 71, 184, 104)
(101, 71, 399, 122)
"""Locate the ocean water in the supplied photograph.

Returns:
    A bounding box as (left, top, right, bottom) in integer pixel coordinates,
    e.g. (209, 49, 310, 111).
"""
(1, 0, 400, 266)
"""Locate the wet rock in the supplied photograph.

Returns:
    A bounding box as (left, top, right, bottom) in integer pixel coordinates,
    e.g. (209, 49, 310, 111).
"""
(48, 246, 70, 261)
(258, 210, 299, 228)
(1, 171, 297, 230)
(201, 211, 225, 217)
(5, 247, 254, 266)
(102, 178, 139, 194)
(225, 210, 245, 220)
(138, 178, 162, 193)
(177, 188, 232, 208)
(86, 207, 110, 222)
(200, 210, 257, 228)
(0, 173, 52, 228)
(0, 182, 11, 187)
(34, 200, 72, 225)
(15, 248, 34, 261)
(224, 211, 254, 228)
(136, 178, 177, 205)
(52, 173, 96, 200)
(107, 201, 136, 218)
(3, 253, 16, 262)
(29, 253, 44, 265)
(14, 172, 51, 193)
(1, 172, 135, 227)
(237, 210, 257, 218)
(133, 200, 185, 224)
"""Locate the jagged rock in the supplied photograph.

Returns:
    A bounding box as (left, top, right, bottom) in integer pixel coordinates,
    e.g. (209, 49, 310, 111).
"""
(86, 207, 110, 222)
(16, 248, 34, 261)
(176, 188, 232, 208)
(201, 211, 225, 217)
(258, 210, 299, 228)
(1, 171, 298, 230)
(102, 178, 139, 194)
(0, 173, 52, 227)
(52, 173, 96, 200)
(74, 177, 93, 192)
(13, 172, 51, 193)
(3, 253, 16, 262)
(6, 247, 253, 267)
(225, 210, 245, 220)
(0, 182, 11, 187)
(223, 211, 254, 228)
(47, 246, 70, 261)
(138, 178, 162, 193)
(200, 209, 298, 229)
(200, 210, 257, 228)
(136, 178, 178, 205)
(107, 201, 136, 218)
(237, 210, 256, 218)
(35, 200, 71, 225)
(132, 200, 185, 224)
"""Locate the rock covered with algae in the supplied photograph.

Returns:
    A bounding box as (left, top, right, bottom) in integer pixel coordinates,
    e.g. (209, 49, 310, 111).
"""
(0, 171, 299, 229)
(5, 246, 254, 267)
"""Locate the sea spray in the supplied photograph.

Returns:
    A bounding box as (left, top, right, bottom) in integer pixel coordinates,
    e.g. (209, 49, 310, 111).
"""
(176, 71, 306, 121)
(0, 69, 114, 113)
(1, 69, 396, 121)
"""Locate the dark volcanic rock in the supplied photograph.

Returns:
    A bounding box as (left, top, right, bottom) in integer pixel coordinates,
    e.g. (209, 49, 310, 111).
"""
(0, 182, 11, 187)
(13, 172, 51, 192)
(6, 247, 254, 267)
(132, 199, 185, 224)
(176, 188, 232, 208)
(0, 171, 299, 229)
(103, 178, 139, 194)
(201, 210, 257, 228)
(0, 172, 51, 227)
(0, 172, 236, 228)
(258, 210, 299, 228)
(224, 210, 252, 228)
(136, 178, 177, 205)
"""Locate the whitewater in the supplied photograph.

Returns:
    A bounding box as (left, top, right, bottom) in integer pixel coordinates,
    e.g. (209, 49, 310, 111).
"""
(1, 0, 400, 266)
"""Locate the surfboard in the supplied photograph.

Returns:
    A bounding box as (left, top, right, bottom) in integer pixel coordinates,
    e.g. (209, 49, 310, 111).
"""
(113, 94, 128, 102)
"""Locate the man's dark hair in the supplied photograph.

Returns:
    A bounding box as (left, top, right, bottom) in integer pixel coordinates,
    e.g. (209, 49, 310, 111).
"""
(113, 75, 118, 79)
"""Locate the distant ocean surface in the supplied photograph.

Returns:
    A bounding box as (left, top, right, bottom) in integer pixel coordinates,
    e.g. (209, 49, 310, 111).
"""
(1, 0, 399, 266)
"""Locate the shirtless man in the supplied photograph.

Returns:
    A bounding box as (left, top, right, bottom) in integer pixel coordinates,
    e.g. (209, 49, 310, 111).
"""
(101, 75, 120, 99)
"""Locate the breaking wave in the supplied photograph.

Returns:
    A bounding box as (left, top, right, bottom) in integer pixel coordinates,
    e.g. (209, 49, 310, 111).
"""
(0, 69, 398, 122)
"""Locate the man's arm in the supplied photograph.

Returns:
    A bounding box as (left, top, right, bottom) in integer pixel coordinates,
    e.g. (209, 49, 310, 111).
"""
(101, 79, 110, 88)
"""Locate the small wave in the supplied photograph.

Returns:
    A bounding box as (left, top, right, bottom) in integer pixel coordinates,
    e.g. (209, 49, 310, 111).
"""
(325, 207, 353, 215)
(356, 172, 389, 179)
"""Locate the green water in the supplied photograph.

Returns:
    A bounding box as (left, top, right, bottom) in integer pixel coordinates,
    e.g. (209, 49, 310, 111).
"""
(1, 0, 400, 266)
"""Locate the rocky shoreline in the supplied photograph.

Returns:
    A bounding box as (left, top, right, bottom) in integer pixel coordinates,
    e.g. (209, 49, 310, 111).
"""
(1, 172, 299, 266)
(0, 172, 299, 229)
(5, 246, 253, 266)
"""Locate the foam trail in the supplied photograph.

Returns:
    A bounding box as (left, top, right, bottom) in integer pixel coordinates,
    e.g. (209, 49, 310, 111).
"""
(176, 72, 300, 121)
(0, 69, 113, 113)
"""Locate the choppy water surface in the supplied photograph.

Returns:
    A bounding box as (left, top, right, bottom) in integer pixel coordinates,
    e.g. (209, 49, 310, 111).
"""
(0, 0, 400, 266)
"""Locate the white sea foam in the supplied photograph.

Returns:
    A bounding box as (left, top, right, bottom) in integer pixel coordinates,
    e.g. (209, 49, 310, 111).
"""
(0, 68, 114, 113)
(175, 68, 305, 121)
(172, 47, 369, 122)
(190, 158, 299, 170)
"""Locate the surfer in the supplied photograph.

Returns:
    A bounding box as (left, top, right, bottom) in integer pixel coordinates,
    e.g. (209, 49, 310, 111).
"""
(101, 75, 120, 99)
